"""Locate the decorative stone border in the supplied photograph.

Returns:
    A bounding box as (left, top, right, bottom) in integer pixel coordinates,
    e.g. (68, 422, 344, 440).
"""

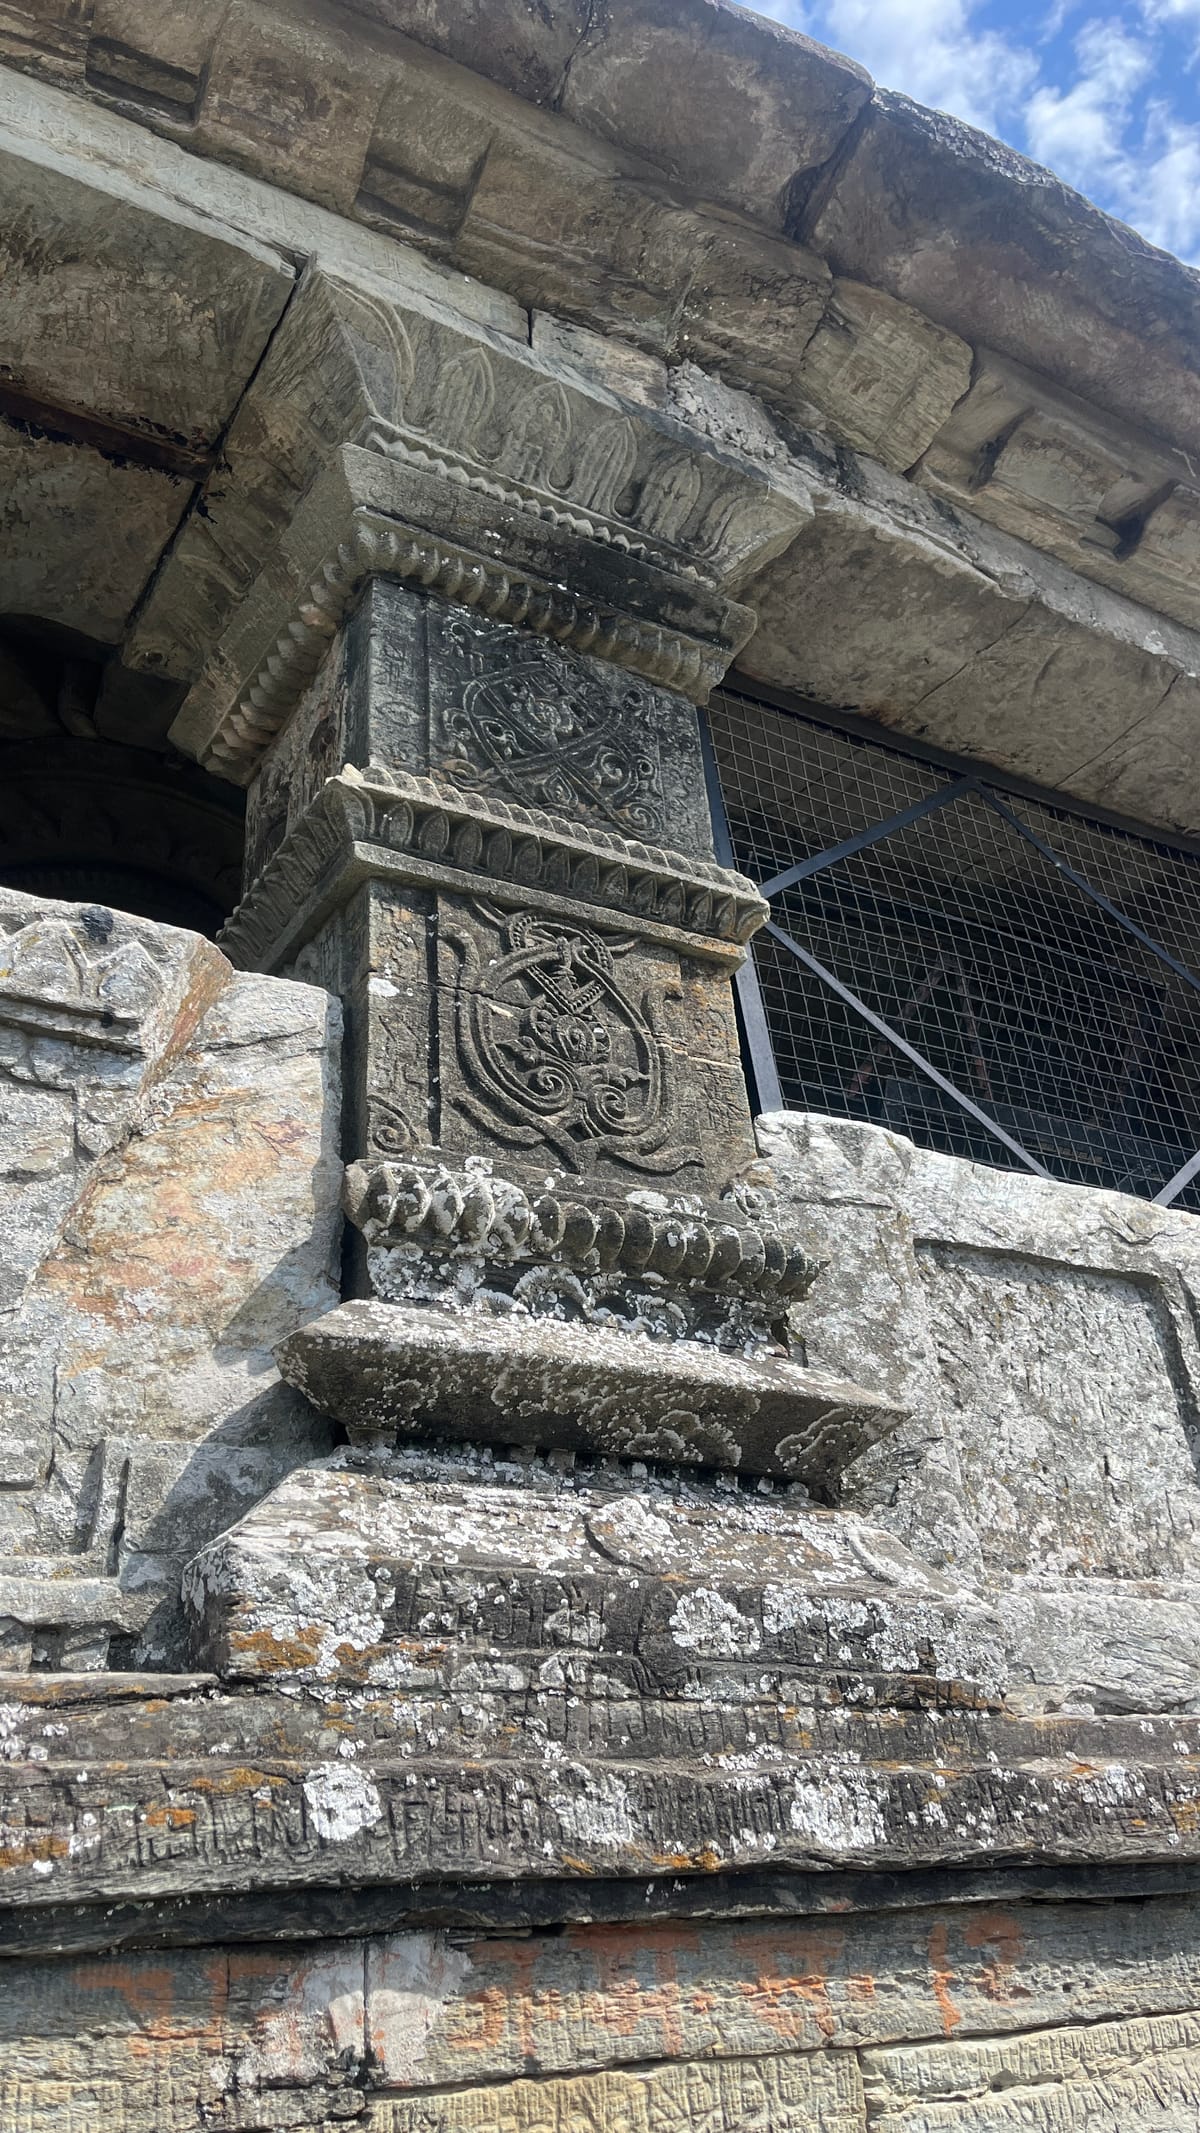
(344, 1158, 816, 1303)
(218, 772, 767, 968)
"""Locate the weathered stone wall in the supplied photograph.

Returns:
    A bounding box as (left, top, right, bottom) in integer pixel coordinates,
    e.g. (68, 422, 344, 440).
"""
(764, 1112, 1200, 1707)
(9, 1893, 1200, 2128)
(0, 891, 344, 1666)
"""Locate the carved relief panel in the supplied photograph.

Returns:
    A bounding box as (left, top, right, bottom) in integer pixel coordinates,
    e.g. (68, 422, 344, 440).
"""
(435, 896, 754, 1182)
(425, 604, 713, 857)
(244, 582, 717, 896)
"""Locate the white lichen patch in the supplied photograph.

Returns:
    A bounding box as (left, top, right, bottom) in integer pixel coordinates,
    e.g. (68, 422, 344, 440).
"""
(302, 1760, 384, 1842)
(550, 1769, 636, 1850)
(669, 1587, 761, 1657)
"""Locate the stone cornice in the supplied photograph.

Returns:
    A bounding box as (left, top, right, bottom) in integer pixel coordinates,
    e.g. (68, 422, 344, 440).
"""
(7, 0, 1200, 472)
(218, 770, 766, 972)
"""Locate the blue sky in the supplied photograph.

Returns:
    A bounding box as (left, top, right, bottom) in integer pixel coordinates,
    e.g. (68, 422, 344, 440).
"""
(745, 0, 1200, 264)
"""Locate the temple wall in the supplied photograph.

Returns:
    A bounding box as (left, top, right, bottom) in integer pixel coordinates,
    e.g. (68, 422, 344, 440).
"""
(766, 1111, 1200, 1715)
(8, 1897, 1200, 2128)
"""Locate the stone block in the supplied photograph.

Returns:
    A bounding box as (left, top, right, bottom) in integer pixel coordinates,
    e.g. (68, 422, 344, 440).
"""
(336, 0, 592, 108)
(0, 426, 188, 645)
(368, 2053, 865, 2131)
(803, 88, 1200, 460)
(762, 1113, 1200, 1600)
(797, 278, 972, 471)
(915, 349, 1200, 637)
(0, 889, 343, 1664)
(734, 441, 1200, 836)
(863, 2007, 1200, 2130)
(194, 0, 390, 217)
(274, 1299, 901, 1485)
(0, 106, 293, 447)
(559, 0, 871, 225)
(243, 583, 717, 882)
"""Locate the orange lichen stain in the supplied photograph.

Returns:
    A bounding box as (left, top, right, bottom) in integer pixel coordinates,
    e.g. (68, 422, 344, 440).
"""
(560, 1853, 596, 1875)
(0, 1831, 69, 1871)
(452, 1940, 545, 2065)
(846, 1973, 878, 2004)
(187, 1767, 286, 1795)
(454, 1984, 509, 2056)
(733, 1928, 847, 2046)
(1170, 1799, 1200, 1835)
(141, 1804, 197, 1831)
(927, 1920, 963, 2036)
(230, 1626, 324, 1672)
(963, 1910, 1030, 2006)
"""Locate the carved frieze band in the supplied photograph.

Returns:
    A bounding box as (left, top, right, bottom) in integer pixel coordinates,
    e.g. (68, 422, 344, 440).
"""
(334, 276, 808, 593)
(218, 773, 766, 970)
(345, 1159, 817, 1303)
(201, 512, 737, 784)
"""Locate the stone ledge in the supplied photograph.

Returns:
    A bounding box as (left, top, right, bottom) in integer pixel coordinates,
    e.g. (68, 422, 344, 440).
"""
(6, 1672, 1200, 1908)
(274, 1298, 903, 1486)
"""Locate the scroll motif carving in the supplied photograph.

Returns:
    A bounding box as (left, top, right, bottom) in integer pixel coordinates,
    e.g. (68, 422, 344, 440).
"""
(441, 618, 665, 836)
(446, 908, 699, 1173)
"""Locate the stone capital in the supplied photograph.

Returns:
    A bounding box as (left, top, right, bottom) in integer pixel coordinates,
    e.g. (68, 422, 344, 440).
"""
(164, 266, 810, 779)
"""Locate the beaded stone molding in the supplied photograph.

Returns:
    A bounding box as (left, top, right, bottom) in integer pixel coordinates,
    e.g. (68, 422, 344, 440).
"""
(345, 1159, 818, 1305)
(197, 507, 747, 784)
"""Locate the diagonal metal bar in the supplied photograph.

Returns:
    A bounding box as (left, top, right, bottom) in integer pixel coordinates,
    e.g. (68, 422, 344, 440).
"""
(1153, 1146, 1200, 1206)
(757, 777, 975, 899)
(761, 920, 1054, 1179)
(977, 786, 1200, 1000)
(699, 709, 784, 1115)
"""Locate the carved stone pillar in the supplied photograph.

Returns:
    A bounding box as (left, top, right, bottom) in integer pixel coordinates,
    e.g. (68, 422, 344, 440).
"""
(173, 270, 900, 1491)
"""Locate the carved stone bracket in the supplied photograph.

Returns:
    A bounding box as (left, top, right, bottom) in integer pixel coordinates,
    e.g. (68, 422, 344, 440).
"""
(276, 1299, 903, 1492)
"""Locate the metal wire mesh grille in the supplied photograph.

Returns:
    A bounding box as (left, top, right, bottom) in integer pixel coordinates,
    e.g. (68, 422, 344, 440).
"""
(707, 689, 1200, 1209)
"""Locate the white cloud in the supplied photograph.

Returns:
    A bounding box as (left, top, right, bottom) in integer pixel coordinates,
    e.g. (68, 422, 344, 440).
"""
(810, 0, 1037, 133)
(1025, 19, 1152, 182)
(1026, 19, 1200, 261)
(742, 0, 1200, 266)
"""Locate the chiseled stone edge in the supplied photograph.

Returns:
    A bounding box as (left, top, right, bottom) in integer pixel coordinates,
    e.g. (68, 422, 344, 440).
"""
(10, 1685, 1200, 1905)
(201, 510, 743, 783)
(217, 771, 766, 970)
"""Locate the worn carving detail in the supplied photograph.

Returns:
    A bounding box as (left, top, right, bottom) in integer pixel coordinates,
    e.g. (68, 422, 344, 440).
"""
(446, 909, 695, 1174)
(201, 510, 734, 782)
(0, 906, 168, 1054)
(218, 772, 765, 973)
(275, 1300, 901, 1485)
(440, 613, 665, 834)
(370, 2052, 864, 2131)
(345, 1159, 815, 1301)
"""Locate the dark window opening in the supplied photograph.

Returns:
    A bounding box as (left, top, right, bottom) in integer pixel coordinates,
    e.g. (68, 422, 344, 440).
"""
(0, 628, 244, 939)
(707, 687, 1200, 1211)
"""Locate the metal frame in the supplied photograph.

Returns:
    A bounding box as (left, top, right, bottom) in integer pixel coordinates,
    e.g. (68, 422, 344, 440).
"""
(702, 697, 1200, 1206)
